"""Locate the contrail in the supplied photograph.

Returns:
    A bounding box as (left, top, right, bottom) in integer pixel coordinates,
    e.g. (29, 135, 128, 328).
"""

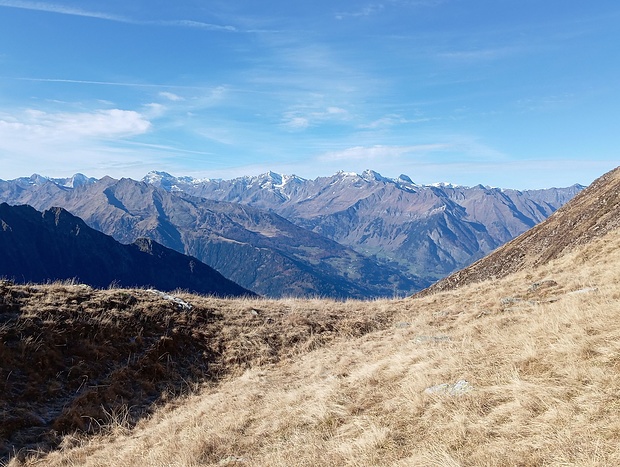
(0, 0, 238, 31)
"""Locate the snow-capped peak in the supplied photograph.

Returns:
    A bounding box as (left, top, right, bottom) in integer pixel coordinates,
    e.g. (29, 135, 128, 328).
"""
(55, 173, 97, 188)
(142, 171, 176, 184)
(361, 169, 389, 182)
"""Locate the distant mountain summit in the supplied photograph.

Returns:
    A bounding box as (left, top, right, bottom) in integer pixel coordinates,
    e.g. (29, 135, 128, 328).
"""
(144, 169, 585, 284)
(417, 165, 620, 296)
(0, 203, 255, 297)
(3, 173, 98, 189)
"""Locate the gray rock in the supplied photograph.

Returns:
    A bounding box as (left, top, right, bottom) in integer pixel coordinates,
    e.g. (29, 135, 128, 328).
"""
(424, 380, 474, 396)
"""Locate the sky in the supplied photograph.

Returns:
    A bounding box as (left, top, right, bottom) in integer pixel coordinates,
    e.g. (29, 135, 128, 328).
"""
(0, 0, 618, 188)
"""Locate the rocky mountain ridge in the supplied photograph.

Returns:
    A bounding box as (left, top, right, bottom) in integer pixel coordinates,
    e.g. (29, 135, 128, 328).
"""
(0, 170, 583, 297)
(0, 178, 419, 298)
(417, 165, 620, 296)
(144, 169, 585, 283)
(0, 203, 254, 297)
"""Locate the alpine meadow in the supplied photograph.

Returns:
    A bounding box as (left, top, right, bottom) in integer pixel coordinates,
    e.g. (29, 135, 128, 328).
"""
(2, 166, 620, 465)
(1, 1, 620, 465)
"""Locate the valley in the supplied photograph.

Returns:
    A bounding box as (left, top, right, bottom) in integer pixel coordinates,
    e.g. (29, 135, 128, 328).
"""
(0, 170, 582, 298)
(1, 166, 618, 466)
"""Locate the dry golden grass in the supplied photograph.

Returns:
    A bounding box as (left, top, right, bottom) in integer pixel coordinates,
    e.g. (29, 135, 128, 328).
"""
(0, 280, 396, 462)
(8, 226, 620, 466)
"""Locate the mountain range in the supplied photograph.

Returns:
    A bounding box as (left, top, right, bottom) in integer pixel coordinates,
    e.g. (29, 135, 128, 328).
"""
(0, 176, 418, 298)
(144, 170, 584, 283)
(0, 203, 254, 297)
(418, 165, 620, 296)
(0, 170, 583, 298)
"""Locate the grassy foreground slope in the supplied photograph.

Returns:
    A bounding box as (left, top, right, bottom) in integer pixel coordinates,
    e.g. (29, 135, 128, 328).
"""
(12, 223, 620, 466)
(1, 285, 394, 462)
(9, 169, 620, 465)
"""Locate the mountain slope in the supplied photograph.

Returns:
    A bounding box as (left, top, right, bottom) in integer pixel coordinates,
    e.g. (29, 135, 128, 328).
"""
(0, 178, 420, 298)
(418, 165, 620, 296)
(145, 170, 583, 282)
(8, 166, 620, 466)
(0, 203, 254, 297)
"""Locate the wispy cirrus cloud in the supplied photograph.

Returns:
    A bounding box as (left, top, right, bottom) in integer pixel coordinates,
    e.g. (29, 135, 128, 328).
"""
(10, 77, 208, 90)
(516, 93, 575, 113)
(359, 114, 436, 129)
(0, 0, 123, 20)
(282, 106, 349, 130)
(335, 4, 385, 20)
(159, 92, 184, 102)
(0, 0, 238, 31)
(335, 0, 445, 20)
(437, 46, 524, 63)
(159, 19, 236, 32)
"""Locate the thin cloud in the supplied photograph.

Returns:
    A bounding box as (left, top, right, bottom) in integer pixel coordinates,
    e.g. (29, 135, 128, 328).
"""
(159, 19, 237, 32)
(318, 144, 449, 161)
(335, 4, 385, 20)
(284, 116, 310, 130)
(282, 106, 350, 130)
(437, 46, 524, 63)
(359, 114, 435, 129)
(391, 0, 446, 6)
(143, 103, 166, 119)
(0, 0, 128, 21)
(10, 77, 208, 90)
(159, 92, 184, 102)
(516, 94, 575, 113)
(326, 107, 347, 115)
(120, 140, 216, 156)
(0, 108, 151, 142)
(335, 0, 444, 20)
(0, 0, 239, 32)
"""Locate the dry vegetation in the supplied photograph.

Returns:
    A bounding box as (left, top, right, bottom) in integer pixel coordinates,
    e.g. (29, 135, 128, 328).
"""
(4, 223, 620, 466)
(4, 167, 620, 466)
(0, 281, 394, 463)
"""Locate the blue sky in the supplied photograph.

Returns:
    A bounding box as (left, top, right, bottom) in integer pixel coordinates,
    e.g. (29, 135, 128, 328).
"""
(0, 0, 618, 188)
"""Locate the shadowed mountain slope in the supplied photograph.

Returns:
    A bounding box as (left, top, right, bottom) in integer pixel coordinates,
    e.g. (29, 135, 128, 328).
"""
(417, 165, 620, 296)
(0, 203, 254, 297)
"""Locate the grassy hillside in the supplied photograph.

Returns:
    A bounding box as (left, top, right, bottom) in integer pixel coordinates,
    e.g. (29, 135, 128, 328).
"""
(6, 224, 620, 466)
(1, 283, 394, 463)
